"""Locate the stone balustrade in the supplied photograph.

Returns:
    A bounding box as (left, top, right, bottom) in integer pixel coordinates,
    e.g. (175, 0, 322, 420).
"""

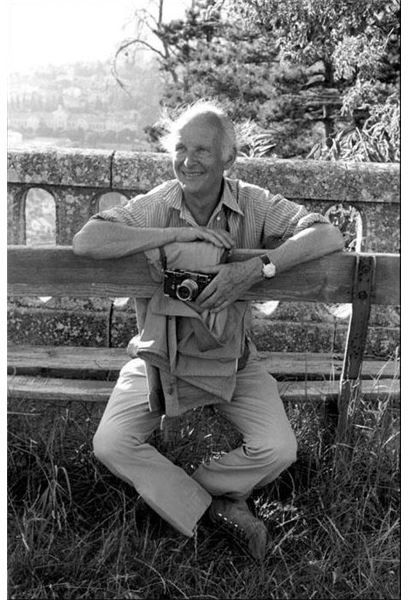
(7, 146, 400, 357)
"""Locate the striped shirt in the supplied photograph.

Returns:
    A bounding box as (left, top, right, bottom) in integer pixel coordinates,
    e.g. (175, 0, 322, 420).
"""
(93, 177, 330, 248)
(93, 177, 331, 415)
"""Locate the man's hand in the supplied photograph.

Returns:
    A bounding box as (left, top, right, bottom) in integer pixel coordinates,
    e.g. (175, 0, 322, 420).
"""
(173, 227, 235, 249)
(127, 335, 139, 358)
(195, 258, 262, 312)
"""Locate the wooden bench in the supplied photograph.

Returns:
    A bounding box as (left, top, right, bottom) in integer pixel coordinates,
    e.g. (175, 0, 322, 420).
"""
(7, 245, 400, 440)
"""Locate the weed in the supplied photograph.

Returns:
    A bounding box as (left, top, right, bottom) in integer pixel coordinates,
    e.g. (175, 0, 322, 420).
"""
(8, 392, 400, 599)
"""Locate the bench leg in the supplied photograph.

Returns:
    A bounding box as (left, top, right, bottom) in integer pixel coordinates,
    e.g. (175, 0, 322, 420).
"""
(336, 255, 376, 456)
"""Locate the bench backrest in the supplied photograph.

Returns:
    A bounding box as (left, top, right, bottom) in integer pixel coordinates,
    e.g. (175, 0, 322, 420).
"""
(7, 246, 400, 305)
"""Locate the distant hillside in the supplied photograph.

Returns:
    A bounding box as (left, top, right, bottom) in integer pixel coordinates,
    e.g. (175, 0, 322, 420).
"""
(8, 60, 163, 151)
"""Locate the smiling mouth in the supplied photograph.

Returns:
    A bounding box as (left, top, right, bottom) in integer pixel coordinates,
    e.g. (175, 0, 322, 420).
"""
(182, 171, 204, 178)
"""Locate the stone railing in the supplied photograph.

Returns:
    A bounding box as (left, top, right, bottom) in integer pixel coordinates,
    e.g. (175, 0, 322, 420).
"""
(7, 147, 400, 357)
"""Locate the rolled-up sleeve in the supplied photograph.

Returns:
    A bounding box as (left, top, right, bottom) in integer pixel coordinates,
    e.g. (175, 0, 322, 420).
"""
(91, 195, 146, 227)
(291, 211, 331, 236)
(263, 193, 330, 242)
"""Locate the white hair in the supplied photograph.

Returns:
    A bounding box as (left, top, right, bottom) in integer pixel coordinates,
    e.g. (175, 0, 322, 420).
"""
(160, 101, 237, 163)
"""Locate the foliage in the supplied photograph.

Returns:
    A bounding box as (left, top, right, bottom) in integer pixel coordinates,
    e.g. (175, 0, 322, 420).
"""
(222, 0, 400, 161)
(114, 0, 321, 157)
(8, 392, 400, 599)
(307, 104, 400, 162)
(115, 0, 399, 161)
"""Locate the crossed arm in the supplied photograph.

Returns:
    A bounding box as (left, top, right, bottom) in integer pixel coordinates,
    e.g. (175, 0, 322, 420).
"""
(73, 219, 344, 312)
(196, 223, 344, 312)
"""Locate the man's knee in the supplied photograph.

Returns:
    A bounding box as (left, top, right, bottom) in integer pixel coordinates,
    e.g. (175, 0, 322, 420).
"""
(93, 425, 111, 465)
(246, 430, 298, 470)
(93, 423, 128, 467)
(273, 432, 298, 470)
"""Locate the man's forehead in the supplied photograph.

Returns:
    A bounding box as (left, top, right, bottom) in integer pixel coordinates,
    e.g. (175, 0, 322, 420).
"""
(180, 112, 220, 131)
(177, 116, 221, 142)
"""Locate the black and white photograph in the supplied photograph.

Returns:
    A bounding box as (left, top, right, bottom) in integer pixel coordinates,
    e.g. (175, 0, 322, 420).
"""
(7, 1, 401, 598)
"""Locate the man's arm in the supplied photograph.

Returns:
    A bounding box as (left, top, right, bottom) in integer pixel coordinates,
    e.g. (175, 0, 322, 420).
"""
(72, 219, 235, 259)
(255, 222, 344, 276)
(196, 223, 344, 312)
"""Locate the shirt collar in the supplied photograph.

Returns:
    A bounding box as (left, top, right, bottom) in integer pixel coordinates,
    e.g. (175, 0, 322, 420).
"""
(166, 178, 244, 218)
(221, 178, 244, 216)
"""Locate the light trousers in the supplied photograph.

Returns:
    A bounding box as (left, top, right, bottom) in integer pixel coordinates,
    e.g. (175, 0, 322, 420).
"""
(93, 356, 297, 537)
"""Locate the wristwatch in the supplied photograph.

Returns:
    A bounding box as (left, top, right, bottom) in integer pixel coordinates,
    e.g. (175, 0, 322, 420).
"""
(260, 254, 276, 279)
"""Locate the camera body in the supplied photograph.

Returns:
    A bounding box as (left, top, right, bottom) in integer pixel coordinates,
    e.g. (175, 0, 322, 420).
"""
(163, 268, 215, 302)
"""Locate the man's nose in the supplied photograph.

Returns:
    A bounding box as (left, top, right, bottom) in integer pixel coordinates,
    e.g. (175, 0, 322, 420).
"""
(183, 151, 197, 167)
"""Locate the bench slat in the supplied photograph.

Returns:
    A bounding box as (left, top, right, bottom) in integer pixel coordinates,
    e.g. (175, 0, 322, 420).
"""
(7, 376, 114, 403)
(8, 345, 128, 374)
(7, 375, 400, 404)
(257, 351, 399, 380)
(7, 246, 400, 305)
(7, 345, 399, 381)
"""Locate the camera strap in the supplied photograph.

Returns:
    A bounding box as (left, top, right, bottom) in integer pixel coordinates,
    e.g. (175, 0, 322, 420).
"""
(159, 246, 168, 271)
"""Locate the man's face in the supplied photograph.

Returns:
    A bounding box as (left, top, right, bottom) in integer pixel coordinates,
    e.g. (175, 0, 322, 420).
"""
(172, 115, 230, 200)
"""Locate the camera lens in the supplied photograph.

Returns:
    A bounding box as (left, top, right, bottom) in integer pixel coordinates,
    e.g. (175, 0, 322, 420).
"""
(176, 279, 198, 301)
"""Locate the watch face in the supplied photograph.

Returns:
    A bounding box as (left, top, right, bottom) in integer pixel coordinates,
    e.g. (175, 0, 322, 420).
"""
(263, 263, 276, 278)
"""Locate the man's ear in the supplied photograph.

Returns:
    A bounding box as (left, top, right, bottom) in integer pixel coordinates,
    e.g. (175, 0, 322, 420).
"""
(224, 148, 237, 172)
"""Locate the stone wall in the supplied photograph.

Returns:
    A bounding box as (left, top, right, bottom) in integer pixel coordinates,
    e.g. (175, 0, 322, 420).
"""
(7, 147, 400, 358)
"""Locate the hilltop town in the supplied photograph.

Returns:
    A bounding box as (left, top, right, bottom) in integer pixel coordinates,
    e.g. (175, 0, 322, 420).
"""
(8, 59, 163, 151)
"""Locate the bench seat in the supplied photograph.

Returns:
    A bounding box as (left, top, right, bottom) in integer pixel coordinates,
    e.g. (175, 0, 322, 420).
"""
(7, 344, 400, 404)
(7, 374, 399, 404)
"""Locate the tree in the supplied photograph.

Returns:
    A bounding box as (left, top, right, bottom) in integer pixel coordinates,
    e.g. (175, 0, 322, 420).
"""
(112, 0, 179, 92)
(114, 0, 316, 156)
(115, 0, 400, 160)
(225, 0, 400, 161)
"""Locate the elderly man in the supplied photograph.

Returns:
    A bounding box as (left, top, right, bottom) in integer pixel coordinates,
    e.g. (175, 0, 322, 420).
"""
(73, 101, 343, 561)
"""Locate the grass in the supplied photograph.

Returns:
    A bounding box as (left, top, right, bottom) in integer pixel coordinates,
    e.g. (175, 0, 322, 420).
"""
(8, 391, 400, 599)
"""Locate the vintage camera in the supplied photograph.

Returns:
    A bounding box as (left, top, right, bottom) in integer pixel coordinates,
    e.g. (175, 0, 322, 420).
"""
(163, 268, 215, 302)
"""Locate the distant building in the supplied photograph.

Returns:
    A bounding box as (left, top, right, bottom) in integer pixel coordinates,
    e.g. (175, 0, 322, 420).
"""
(8, 130, 24, 146)
(26, 115, 40, 131)
(62, 86, 83, 110)
(71, 116, 89, 131)
(51, 105, 69, 130)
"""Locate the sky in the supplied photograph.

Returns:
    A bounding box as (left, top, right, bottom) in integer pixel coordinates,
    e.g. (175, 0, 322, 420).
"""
(7, 0, 191, 73)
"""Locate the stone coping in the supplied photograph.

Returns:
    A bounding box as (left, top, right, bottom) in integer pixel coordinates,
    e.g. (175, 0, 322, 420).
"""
(8, 146, 400, 204)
